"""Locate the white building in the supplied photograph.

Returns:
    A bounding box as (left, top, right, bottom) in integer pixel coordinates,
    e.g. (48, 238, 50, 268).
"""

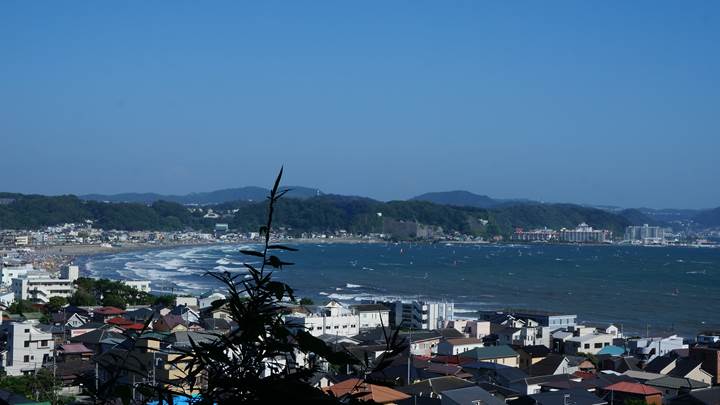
(626, 335, 688, 361)
(394, 300, 454, 330)
(1, 263, 34, 286)
(625, 224, 665, 244)
(436, 338, 486, 355)
(1, 321, 54, 376)
(11, 265, 79, 304)
(559, 223, 611, 243)
(350, 304, 390, 330)
(199, 292, 226, 309)
(285, 300, 360, 337)
(122, 280, 151, 293)
(563, 332, 615, 355)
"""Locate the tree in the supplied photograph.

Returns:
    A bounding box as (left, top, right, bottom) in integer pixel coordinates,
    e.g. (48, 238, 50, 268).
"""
(299, 297, 314, 305)
(46, 296, 67, 313)
(8, 299, 35, 315)
(69, 290, 97, 306)
(102, 293, 126, 309)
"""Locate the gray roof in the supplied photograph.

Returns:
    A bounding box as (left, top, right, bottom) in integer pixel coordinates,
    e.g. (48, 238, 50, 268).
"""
(668, 358, 704, 379)
(398, 376, 475, 396)
(458, 345, 518, 360)
(643, 355, 675, 373)
(645, 376, 709, 390)
(522, 388, 607, 405)
(442, 386, 505, 405)
(529, 354, 567, 377)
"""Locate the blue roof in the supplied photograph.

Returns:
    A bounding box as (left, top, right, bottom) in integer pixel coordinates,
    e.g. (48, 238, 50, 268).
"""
(598, 345, 625, 356)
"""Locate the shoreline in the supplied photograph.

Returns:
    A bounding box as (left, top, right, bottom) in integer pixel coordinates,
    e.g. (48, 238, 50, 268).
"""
(21, 238, 715, 260)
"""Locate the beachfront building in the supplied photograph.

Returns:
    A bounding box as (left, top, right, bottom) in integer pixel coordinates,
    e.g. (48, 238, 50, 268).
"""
(285, 300, 360, 338)
(350, 304, 391, 330)
(393, 300, 455, 330)
(625, 224, 665, 244)
(1, 263, 34, 286)
(563, 332, 615, 355)
(1, 320, 54, 376)
(11, 265, 79, 304)
(558, 223, 611, 243)
(627, 335, 688, 361)
(512, 228, 557, 242)
(122, 280, 151, 293)
(480, 309, 577, 330)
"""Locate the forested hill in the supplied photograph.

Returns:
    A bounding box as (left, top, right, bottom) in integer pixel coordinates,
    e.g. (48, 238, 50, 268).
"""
(0, 192, 637, 237)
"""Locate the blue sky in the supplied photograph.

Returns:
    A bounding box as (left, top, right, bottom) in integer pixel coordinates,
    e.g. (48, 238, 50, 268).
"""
(1, 1, 718, 208)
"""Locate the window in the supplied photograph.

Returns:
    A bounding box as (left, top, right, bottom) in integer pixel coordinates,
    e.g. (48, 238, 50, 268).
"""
(584, 344, 590, 349)
(24, 355, 29, 362)
(24, 341, 29, 347)
(24, 329, 30, 333)
(594, 343, 603, 348)
(41, 340, 48, 347)
(604, 343, 610, 346)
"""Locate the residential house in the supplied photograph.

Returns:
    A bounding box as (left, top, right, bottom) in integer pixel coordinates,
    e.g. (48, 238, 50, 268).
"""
(92, 306, 127, 323)
(324, 378, 410, 404)
(601, 382, 663, 405)
(667, 358, 713, 385)
(436, 338, 486, 355)
(509, 388, 608, 405)
(518, 345, 551, 371)
(458, 345, 520, 367)
(1, 320, 54, 376)
(689, 346, 720, 384)
(645, 376, 709, 399)
(441, 385, 505, 405)
(563, 332, 614, 355)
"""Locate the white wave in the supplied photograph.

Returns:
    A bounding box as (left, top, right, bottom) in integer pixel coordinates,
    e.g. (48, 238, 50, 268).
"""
(216, 258, 232, 265)
(319, 292, 329, 296)
(346, 283, 362, 288)
(213, 265, 246, 272)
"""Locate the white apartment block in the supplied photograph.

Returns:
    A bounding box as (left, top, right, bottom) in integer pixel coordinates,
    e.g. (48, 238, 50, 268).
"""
(394, 300, 454, 330)
(122, 280, 152, 293)
(285, 301, 360, 337)
(1, 264, 34, 286)
(1, 321, 54, 376)
(11, 265, 79, 304)
(350, 304, 391, 330)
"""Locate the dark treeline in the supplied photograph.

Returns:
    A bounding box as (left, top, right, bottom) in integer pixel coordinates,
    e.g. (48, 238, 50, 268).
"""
(0, 192, 649, 237)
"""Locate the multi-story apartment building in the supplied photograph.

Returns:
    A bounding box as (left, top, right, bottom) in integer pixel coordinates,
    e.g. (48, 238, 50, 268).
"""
(392, 300, 454, 330)
(559, 223, 611, 243)
(11, 265, 79, 304)
(625, 224, 665, 244)
(285, 300, 360, 337)
(1, 321, 54, 376)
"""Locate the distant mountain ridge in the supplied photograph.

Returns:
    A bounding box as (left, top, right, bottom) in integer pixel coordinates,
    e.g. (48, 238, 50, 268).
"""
(411, 190, 509, 208)
(82, 186, 322, 205)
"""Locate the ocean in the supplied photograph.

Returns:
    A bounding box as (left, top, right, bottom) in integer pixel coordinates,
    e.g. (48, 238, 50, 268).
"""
(78, 242, 720, 337)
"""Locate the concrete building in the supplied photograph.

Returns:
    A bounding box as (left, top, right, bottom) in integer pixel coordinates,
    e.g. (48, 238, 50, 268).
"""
(11, 265, 79, 304)
(559, 223, 611, 243)
(285, 300, 360, 337)
(627, 336, 688, 361)
(480, 310, 577, 330)
(122, 280, 151, 293)
(625, 224, 665, 244)
(1, 321, 54, 376)
(1, 263, 34, 286)
(393, 300, 454, 330)
(563, 332, 615, 355)
(436, 338, 486, 355)
(350, 304, 391, 330)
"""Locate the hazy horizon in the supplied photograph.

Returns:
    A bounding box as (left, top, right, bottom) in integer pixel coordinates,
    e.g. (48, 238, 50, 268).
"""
(2, 2, 718, 209)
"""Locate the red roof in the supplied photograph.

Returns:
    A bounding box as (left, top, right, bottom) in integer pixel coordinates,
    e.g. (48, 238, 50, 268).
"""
(430, 355, 475, 365)
(573, 371, 597, 380)
(94, 306, 126, 315)
(122, 323, 146, 331)
(324, 378, 410, 404)
(58, 343, 93, 354)
(107, 317, 133, 325)
(605, 382, 662, 396)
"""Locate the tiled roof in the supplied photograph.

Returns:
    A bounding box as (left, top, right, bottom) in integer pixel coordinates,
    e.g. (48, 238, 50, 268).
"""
(324, 378, 410, 403)
(58, 343, 93, 354)
(93, 306, 126, 315)
(458, 345, 518, 360)
(604, 381, 662, 396)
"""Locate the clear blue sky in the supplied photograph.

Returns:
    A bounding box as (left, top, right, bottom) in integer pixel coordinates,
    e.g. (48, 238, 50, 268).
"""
(1, 1, 718, 209)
